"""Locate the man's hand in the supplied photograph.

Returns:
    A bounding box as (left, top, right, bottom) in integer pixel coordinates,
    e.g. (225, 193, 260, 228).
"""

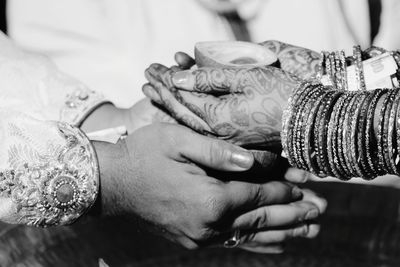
(93, 124, 326, 253)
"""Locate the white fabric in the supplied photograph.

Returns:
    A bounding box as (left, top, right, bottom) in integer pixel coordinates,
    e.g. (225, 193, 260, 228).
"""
(8, 0, 395, 108)
(0, 33, 101, 225)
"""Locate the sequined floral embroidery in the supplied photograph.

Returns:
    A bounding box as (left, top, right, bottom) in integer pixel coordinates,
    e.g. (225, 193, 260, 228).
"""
(1, 122, 99, 227)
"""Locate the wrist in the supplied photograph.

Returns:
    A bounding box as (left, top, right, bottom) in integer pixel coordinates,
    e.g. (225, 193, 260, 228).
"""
(81, 103, 130, 133)
(89, 139, 131, 217)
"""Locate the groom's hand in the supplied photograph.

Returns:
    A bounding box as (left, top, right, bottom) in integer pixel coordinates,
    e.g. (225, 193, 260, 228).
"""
(93, 124, 326, 253)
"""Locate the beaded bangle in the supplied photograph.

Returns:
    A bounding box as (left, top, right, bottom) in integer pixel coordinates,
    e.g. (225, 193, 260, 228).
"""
(395, 90, 400, 173)
(365, 89, 387, 177)
(317, 91, 342, 176)
(387, 89, 400, 175)
(353, 45, 366, 91)
(327, 93, 347, 178)
(377, 91, 392, 175)
(340, 93, 359, 177)
(291, 83, 322, 169)
(349, 92, 369, 177)
(332, 93, 354, 179)
(281, 81, 310, 163)
(340, 50, 348, 90)
(357, 90, 378, 179)
(381, 90, 396, 174)
(303, 88, 329, 173)
(297, 86, 325, 170)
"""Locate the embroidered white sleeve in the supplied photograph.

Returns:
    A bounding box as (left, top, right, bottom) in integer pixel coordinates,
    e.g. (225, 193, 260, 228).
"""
(0, 109, 99, 227)
(0, 32, 101, 226)
(0, 31, 107, 126)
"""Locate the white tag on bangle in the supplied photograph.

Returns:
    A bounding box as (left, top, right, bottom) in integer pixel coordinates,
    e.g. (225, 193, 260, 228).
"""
(347, 52, 398, 91)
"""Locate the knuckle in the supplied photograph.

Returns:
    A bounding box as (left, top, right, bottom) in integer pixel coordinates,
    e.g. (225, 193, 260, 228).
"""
(241, 232, 257, 243)
(207, 140, 231, 165)
(254, 207, 271, 228)
(294, 225, 309, 237)
(159, 124, 181, 148)
(249, 184, 263, 205)
(200, 191, 227, 223)
(190, 227, 215, 242)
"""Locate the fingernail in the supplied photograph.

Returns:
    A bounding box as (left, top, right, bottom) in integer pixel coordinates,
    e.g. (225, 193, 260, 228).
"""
(231, 150, 254, 169)
(305, 209, 319, 220)
(292, 187, 303, 199)
(300, 170, 309, 182)
(294, 224, 309, 237)
(172, 70, 191, 86)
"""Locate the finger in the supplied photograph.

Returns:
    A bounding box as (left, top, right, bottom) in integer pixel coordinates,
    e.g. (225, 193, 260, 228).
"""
(178, 130, 254, 171)
(145, 68, 213, 133)
(284, 168, 310, 183)
(170, 65, 182, 73)
(240, 244, 284, 254)
(142, 83, 162, 105)
(258, 40, 296, 54)
(250, 150, 280, 169)
(231, 201, 321, 231)
(242, 223, 318, 246)
(175, 90, 226, 125)
(171, 67, 246, 93)
(301, 189, 328, 214)
(224, 181, 302, 210)
(175, 51, 196, 70)
(146, 63, 175, 88)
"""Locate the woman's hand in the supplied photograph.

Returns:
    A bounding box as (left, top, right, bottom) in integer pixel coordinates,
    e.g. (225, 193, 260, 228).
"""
(260, 40, 321, 80)
(144, 63, 300, 150)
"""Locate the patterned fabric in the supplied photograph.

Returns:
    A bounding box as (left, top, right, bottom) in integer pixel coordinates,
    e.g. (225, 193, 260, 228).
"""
(0, 32, 102, 226)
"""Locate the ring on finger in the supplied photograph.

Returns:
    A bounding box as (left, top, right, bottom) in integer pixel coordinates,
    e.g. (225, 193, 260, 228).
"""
(223, 229, 241, 248)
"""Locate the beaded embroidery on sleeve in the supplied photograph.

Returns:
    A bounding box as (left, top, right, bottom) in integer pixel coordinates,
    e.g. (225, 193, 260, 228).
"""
(0, 109, 99, 227)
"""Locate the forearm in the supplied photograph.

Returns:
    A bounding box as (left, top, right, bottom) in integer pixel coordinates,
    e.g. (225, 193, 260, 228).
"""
(80, 103, 129, 133)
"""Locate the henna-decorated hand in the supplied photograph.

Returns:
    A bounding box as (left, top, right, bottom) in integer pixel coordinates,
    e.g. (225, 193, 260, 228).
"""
(171, 41, 321, 80)
(259, 40, 320, 80)
(144, 63, 300, 151)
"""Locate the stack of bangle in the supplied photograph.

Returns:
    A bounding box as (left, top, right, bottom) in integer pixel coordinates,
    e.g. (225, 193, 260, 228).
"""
(282, 81, 400, 180)
(319, 50, 348, 90)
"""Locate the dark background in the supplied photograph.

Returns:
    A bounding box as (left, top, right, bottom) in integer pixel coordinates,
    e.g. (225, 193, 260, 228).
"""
(0, 0, 6, 34)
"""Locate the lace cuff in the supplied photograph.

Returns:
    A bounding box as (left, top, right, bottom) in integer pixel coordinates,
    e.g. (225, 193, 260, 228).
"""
(0, 110, 99, 227)
(60, 87, 108, 127)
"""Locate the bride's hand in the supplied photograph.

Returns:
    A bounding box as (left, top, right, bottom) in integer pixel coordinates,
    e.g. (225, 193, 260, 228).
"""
(172, 41, 320, 80)
(259, 40, 320, 80)
(144, 63, 300, 150)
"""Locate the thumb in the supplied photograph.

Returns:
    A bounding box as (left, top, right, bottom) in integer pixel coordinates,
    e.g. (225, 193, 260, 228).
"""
(171, 68, 245, 94)
(178, 129, 254, 171)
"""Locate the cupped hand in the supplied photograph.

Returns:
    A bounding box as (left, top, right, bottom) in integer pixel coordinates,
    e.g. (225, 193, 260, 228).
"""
(172, 40, 321, 80)
(94, 123, 326, 253)
(259, 40, 320, 80)
(144, 63, 300, 150)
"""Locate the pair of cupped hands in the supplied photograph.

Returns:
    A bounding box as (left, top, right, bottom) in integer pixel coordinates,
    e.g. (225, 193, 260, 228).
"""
(124, 40, 325, 252)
